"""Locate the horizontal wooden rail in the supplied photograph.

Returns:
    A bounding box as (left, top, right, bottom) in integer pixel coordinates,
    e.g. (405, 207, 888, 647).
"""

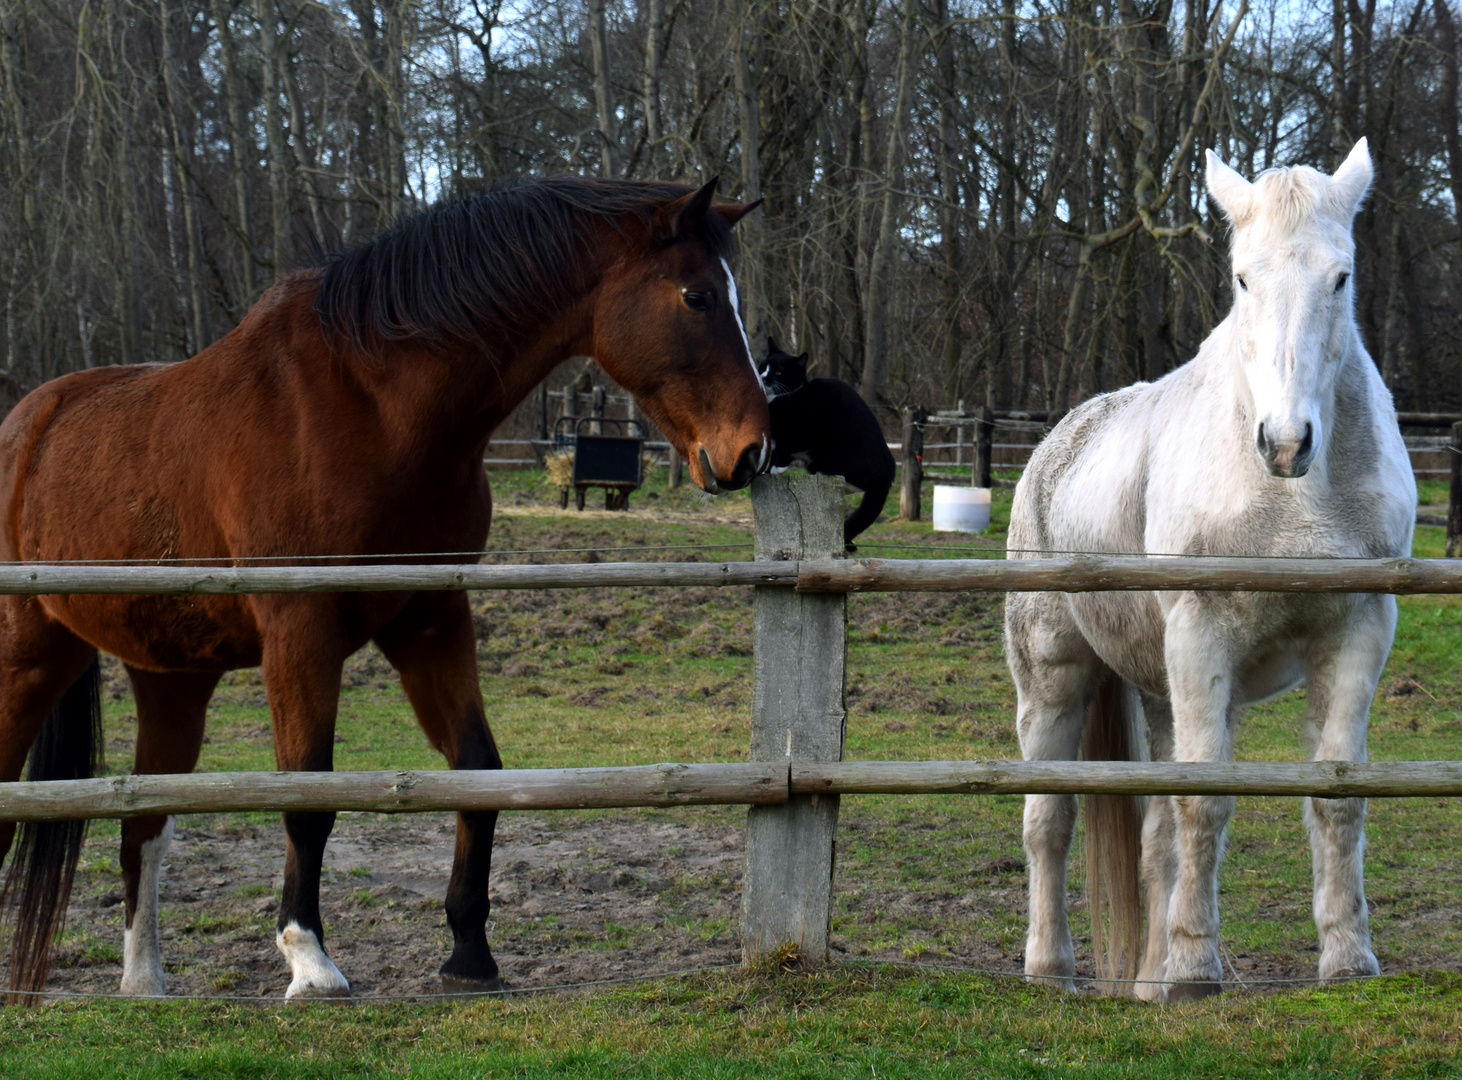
(0, 763, 790, 821)
(0, 555, 1459, 596)
(790, 760, 1462, 798)
(2, 760, 1459, 820)
(795, 556, 1462, 594)
(0, 561, 795, 594)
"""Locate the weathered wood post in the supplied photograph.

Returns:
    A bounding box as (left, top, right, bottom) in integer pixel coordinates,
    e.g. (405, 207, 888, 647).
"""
(667, 445, 682, 489)
(535, 385, 549, 441)
(590, 386, 606, 435)
(899, 406, 925, 521)
(743, 473, 847, 963)
(1448, 420, 1462, 558)
(973, 405, 994, 489)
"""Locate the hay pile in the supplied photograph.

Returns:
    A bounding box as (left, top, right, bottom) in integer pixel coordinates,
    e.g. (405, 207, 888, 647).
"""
(545, 450, 574, 488)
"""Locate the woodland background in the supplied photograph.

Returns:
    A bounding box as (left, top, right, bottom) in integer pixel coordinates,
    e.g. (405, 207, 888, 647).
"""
(4, 0, 1462, 429)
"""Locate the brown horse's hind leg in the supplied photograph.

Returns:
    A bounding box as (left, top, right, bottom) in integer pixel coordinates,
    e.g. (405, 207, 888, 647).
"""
(258, 605, 350, 999)
(0, 605, 99, 998)
(118, 667, 220, 996)
(375, 591, 503, 993)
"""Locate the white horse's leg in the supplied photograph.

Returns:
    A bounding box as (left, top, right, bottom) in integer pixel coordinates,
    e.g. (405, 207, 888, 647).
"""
(1006, 593, 1098, 992)
(1163, 599, 1236, 1000)
(120, 816, 173, 996)
(1135, 696, 1175, 1002)
(1303, 599, 1393, 982)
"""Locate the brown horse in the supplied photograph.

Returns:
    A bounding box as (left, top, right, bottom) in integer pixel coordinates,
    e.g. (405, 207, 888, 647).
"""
(0, 177, 768, 999)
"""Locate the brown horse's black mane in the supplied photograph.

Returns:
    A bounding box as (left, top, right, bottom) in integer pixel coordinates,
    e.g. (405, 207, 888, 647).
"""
(313, 176, 736, 353)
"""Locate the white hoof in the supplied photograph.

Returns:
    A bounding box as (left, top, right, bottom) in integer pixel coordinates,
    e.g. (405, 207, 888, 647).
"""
(1319, 947, 1379, 983)
(277, 922, 351, 999)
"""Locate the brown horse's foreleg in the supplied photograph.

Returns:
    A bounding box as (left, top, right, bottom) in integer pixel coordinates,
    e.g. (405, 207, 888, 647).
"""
(259, 610, 350, 999)
(376, 592, 503, 993)
(118, 667, 220, 996)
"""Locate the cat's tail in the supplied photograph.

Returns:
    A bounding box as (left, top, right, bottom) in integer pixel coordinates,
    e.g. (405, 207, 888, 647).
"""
(843, 473, 894, 550)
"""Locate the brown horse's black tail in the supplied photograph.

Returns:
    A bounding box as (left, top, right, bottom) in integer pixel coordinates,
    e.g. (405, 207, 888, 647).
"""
(2, 658, 102, 1001)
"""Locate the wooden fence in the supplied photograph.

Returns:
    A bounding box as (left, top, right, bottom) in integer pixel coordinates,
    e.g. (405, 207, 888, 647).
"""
(1, 473, 1459, 965)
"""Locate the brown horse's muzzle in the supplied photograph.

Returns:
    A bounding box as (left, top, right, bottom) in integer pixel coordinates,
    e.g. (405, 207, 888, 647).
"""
(691, 431, 767, 493)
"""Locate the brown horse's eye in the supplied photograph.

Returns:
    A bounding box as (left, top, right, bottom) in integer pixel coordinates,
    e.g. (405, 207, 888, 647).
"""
(682, 291, 710, 313)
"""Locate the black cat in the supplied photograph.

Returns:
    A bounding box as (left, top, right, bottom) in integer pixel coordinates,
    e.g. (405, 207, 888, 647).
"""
(759, 338, 896, 551)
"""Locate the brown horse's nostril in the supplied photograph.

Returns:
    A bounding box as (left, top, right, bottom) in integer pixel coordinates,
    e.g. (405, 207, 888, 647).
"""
(727, 443, 762, 491)
(697, 447, 723, 494)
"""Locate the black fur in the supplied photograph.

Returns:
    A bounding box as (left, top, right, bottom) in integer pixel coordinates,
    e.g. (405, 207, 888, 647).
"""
(760, 339, 896, 550)
(1, 658, 102, 999)
(314, 177, 734, 353)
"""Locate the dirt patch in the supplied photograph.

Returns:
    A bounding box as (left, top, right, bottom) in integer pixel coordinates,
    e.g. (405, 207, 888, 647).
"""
(39, 812, 750, 999)
(22, 805, 1365, 1002)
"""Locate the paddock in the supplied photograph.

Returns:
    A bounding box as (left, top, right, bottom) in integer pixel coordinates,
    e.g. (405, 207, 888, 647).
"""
(2, 473, 1459, 1002)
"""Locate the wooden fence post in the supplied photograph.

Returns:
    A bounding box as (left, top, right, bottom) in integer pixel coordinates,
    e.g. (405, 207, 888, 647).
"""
(667, 445, 682, 489)
(899, 406, 925, 521)
(743, 473, 847, 964)
(590, 386, 606, 435)
(973, 405, 993, 488)
(1448, 421, 1462, 559)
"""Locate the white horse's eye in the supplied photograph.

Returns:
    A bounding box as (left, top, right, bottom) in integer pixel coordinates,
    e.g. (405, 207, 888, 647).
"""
(1236, 275, 1248, 292)
(1335, 273, 1349, 292)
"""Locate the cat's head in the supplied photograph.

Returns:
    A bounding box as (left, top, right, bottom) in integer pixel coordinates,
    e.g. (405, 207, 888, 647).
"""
(759, 338, 809, 402)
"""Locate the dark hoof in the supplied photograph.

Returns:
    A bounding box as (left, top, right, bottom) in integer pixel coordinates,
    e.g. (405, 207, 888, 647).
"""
(1166, 980, 1223, 1002)
(439, 973, 506, 998)
(844, 541, 858, 553)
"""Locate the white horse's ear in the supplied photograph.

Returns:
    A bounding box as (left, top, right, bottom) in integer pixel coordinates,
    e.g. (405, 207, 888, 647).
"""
(1330, 138, 1373, 217)
(1206, 150, 1253, 224)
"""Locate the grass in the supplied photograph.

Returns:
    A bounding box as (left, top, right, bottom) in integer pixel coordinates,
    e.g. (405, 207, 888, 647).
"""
(2, 969, 1460, 1078)
(33, 466, 1462, 1075)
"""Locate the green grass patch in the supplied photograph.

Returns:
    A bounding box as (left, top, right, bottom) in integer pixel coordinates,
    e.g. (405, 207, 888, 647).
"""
(2, 969, 1459, 1079)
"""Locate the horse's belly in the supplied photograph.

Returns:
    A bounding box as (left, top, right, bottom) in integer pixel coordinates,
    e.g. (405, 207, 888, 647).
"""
(39, 593, 263, 672)
(1067, 592, 1169, 697)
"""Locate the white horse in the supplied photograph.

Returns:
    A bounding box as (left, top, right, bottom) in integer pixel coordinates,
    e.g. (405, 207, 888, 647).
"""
(1004, 140, 1414, 1001)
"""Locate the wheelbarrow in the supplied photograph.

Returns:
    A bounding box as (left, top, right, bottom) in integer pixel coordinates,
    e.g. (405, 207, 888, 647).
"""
(553, 416, 645, 510)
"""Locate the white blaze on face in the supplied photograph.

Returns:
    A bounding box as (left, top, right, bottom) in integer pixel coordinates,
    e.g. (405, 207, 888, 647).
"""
(720, 258, 763, 393)
(720, 257, 769, 473)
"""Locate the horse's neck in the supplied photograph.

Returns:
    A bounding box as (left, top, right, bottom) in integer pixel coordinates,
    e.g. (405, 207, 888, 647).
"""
(364, 293, 597, 455)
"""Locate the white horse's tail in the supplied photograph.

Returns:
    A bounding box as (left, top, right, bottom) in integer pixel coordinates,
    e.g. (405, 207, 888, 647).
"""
(1083, 674, 1144, 995)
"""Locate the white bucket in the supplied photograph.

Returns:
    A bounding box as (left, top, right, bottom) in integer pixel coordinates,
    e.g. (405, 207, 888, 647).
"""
(932, 485, 991, 533)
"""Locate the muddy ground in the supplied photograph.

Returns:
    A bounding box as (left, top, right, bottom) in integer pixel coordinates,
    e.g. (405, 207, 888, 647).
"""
(33, 805, 1335, 1001)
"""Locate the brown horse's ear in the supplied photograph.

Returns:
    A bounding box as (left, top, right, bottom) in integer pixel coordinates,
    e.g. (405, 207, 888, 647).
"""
(714, 198, 764, 229)
(654, 178, 719, 242)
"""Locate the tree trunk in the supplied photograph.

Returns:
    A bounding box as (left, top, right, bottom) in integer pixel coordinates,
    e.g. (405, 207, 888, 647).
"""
(859, 0, 919, 408)
(209, 0, 260, 299)
(158, 0, 211, 351)
(589, 0, 619, 177)
(1434, 0, 1462, 408)
(733, 0, 764, 348)
(643, 0, 665, 175)
(256, 0, 292, 272)
(934, 0, 962, 402)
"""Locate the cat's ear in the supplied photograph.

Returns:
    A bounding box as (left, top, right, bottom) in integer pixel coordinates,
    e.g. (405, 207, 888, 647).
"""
(766, 336, 782, 357)
(795, 353, 809, 369)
